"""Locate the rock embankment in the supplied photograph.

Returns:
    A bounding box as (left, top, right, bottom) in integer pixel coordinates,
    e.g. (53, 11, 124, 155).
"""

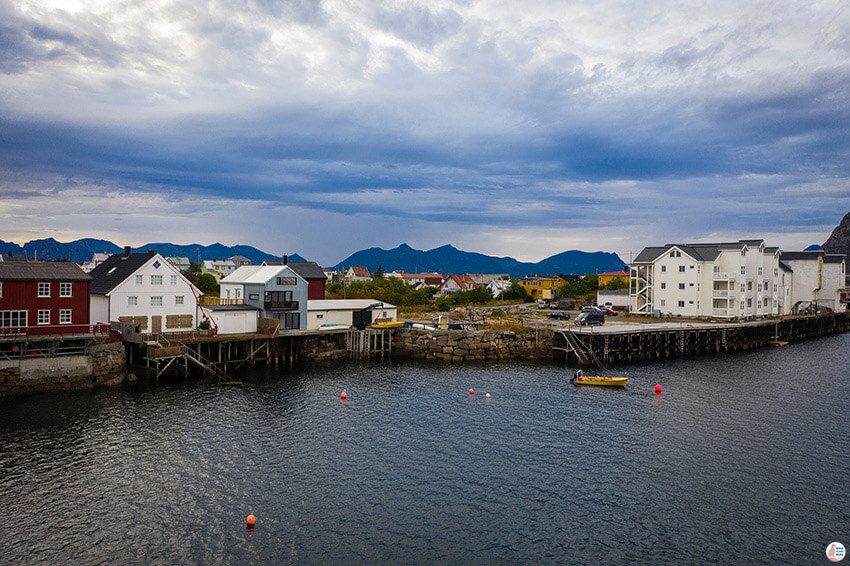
(391, 327, 554, 361)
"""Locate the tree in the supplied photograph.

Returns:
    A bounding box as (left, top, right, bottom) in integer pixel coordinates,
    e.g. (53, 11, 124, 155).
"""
(604, 276, 628, 290)
(374, 265, 385, 278)
(501, 282, 531, 301)
(194, 273, 219, 295)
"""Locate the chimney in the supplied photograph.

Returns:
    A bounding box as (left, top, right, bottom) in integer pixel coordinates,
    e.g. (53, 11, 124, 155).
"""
(283, 254, 288, 265)
(123, 246, 132, 257)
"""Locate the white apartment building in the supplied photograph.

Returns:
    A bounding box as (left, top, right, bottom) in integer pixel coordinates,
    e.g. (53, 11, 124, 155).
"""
(630, 240, 846, 318)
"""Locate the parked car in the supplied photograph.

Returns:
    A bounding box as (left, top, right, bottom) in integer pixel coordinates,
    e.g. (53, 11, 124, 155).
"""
(537, 299, 546, 307)
(547, 311, 571, 320)
(548, 301, 559, 309)
(603, 302, 613, 310)
(581, 306, 605, 313)
(604, 309, 618, 316)
(574, 311, 605, 326)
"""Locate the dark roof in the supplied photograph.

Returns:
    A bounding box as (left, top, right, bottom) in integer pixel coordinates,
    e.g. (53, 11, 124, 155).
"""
(764, 246, 780, 253)
(89, 251, 157, 294)
(1, 253, 29, 262)
(0, 261, 90, 281)
(632, 247, 668, 263)
(286, 261, 326, 280)
(203, 303, 261, 311)
(778, 261, 793, 272)
(824, 254, 847, 264)
(780, 251, 823, 261)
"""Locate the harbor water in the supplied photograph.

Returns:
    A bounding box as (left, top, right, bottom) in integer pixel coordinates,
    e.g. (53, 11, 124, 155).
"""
(1, 333, 848, 564)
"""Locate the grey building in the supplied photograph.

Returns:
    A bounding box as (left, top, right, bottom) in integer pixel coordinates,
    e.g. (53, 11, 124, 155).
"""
(219, 265, 308, 330)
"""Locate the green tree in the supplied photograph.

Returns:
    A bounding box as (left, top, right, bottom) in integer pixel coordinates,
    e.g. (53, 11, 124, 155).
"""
(604, 276, 628, 290)
(500, 282, 531, 301)
(374, 265, 385, 278)
(194, 273, 219, 295)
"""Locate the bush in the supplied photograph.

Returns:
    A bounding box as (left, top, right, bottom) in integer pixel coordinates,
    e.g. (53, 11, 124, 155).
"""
(500, 282, 531, 301)
(435, 287, 493, 310)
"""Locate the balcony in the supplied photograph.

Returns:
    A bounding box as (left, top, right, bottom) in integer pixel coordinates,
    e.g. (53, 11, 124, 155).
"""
(711, 308, 734, 317)
(0, 323, 114, 339)
(264, 300, 299, 311)
(712, 272, 735, 280)
(712, 290, 730, 298)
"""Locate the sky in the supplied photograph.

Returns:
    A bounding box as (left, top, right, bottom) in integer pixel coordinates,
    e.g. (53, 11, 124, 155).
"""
(1, 0, 849, 266)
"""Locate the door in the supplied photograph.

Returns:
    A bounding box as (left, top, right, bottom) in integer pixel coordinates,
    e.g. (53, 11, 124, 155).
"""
(152, 316, 162, 334)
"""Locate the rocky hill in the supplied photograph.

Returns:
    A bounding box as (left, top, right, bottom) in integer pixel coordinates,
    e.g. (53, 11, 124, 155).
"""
(822, 212, 850, 257)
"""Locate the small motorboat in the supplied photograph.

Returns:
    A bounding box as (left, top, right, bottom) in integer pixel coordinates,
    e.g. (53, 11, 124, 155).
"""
(573, 375, 628, 387)
(571, 370, 627, 387)
(371, 321, 406, 329)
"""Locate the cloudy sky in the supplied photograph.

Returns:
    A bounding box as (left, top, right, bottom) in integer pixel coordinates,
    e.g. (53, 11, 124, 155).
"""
(1, 0, 848, 265)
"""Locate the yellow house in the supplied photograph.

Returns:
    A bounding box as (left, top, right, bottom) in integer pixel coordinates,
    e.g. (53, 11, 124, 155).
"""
(514, 275, 567, 300)
(597, 270, 630, 287)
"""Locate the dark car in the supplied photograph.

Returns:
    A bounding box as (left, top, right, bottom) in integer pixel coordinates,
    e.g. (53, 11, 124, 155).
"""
(547, 311, 571, 320)
(574, 311, 605, 326)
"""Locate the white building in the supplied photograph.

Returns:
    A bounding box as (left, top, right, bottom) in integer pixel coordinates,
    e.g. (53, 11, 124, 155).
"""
(80, 252, 112, 273)
(220, 265, 308, 330)
(307, 300, 397, 330)
(165, 256, 191, 271)
(344, 266, 373, 282)
(630, 240, 783, 318)
(487, 279, 512, 298)
(88, 248, 201, 332)
(780, 251, 847, 313)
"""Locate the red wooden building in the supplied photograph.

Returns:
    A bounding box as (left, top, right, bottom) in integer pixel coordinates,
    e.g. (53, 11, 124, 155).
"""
(0, 262, 94, 336)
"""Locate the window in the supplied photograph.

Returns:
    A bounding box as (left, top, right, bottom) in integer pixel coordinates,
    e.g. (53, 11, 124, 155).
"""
(60, 282, 72, 297)
(151, 296, 162, 306)
(0, 311, 27, 327)
(660, 283, 666, 290)
(236, 289, 241, 299)
(175, 296, 184, 305)
(747, 282, 753, 291)
(0, 282, 2, 297)
(128, 296, 138, 306)
(678, 283, 685, 290)
(249, 293, 259, 300)
(747, 298, 752, 308)
(689, 301, 694, 304)
(741, 249, 746, 256)
(741, 284, 746, 293)
(679, 266, 685, 272)
(661, 266, 666, 273)
(774, 268, 778, 277)
(713, 266, 720, 273)
(758, 267, 763, 275)
(59, 310, 72, 324)
(690, 265, 694, 269)
(763, 282, 768, 291)
(170, 275, 177, 285)
(678, 300, 685, 307)
(660, 300, 666, 307)
(316, 314, 324, 319)
(763, 298, 768, 307)
(136, 274, 143, 285)
(741, 267, 746, 275)
(151, 275, 163, 285)
(689, 283, 694, 287)
(38, 282, 50, 297)
(38, 310, 50, 325)
(277, 276, 297, 285)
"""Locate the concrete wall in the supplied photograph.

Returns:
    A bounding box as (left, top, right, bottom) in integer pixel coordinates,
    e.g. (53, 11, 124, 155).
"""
(392, 327, 553, 361)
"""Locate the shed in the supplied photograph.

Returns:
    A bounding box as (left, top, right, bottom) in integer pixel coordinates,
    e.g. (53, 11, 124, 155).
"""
(202, 304, 261, 335)
(307, 300, 397, 330)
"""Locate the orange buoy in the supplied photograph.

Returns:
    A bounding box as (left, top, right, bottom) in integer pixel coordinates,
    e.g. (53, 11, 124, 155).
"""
(654, 384, 662, 393)
(246, 514, 256, 526)
(340, 391, 347, 400)
(469, 389, 474, 395)
(485, 393, 491, 398)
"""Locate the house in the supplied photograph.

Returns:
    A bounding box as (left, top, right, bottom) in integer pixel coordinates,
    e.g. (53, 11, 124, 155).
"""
(436, 274, 477, 296)
(307, 299, 397, 330)
(514, 275, 566, 300)
(386, 271, 445, 288)
(88, 248, 202, 332)
(780, 251, 847, 313)
(345, 266, 373, 282)
(596, 289, 630, 310)
(597, 270, 630, 288)
(630, 240, 788, 318)
(487, 279, 513, 298)
(220, 265, 308, 330)
(165, 256, 191, 272)
(263, 258, 326, 300)
(322, 268, 338, 281)
(0, 261, 92, 334)
(229, 255, 252, 268)
(466, 273, 509, 286)
(202, 259, 237, 281)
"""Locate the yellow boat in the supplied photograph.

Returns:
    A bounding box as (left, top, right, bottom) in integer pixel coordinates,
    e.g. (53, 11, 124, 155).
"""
(573, 376, 628, 387)
(371, 321, 405, 329)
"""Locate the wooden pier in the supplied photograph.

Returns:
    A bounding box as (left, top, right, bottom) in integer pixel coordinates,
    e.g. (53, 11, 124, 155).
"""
(554, 312, 850, 365)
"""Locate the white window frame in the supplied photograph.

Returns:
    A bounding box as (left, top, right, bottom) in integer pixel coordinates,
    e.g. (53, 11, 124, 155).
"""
(151, 296, 163, 307)
(0, 282, 2, 297)
(170, 275, 177, 285)
(135, 274, 143, 285)
(0, 311, 27, 328)
(38, 282, 50, 297)
(59, 309, 72, 324)
(151, 275, 163, 285)
(38, 309, 50, 325)
(60, 282, 72, 297)
(175, 296, 184, 305)
(128, 296, 138, 306)
(678, 266, 685, 272)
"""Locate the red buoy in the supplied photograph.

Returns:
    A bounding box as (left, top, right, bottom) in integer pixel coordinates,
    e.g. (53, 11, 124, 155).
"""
(340, 391, 347, 400)
(246, 514, 256, 526)
(469, 389, 474, 395)
(654, 384, 662, 393)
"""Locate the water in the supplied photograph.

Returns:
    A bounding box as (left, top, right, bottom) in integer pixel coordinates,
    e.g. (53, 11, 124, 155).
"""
(1, 334, 848, 565)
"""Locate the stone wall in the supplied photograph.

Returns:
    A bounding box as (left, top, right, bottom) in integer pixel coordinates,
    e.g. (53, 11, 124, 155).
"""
(391, 327, 555, 361)
(0, 342, 130, 397)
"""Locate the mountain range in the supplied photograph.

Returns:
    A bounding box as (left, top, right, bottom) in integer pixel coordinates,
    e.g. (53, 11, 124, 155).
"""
(0, 238, 298, 265)
(822, 211, 850, 259)
(330, 243, 626, 278)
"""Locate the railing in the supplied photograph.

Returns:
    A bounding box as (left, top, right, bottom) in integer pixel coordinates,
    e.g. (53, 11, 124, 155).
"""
(712, 272, 734, 280)
(711, 308, 732, 316)
(264, 300, 299, 311)
(199, 297, 243, 305)
(0, 323, 113, 338)
(712, 290, 730, 297)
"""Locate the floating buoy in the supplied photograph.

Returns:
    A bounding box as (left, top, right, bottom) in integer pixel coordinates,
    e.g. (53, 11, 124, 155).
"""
(577, 376, 583, 381)
(246, 515, 256, 526)
(654, 384, 662, 393)
(469, 389, 474, 395)
(340, 391, 347, 400)
(485, 393, 491, 398)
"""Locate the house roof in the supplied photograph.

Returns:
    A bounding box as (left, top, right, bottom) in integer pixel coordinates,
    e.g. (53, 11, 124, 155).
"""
(220, 265, 306, 285)
(0, 253, 29, 262)
(780, 251, 823, 261)
(779, 261, 793, 272)
(89, 252, 157, 294)
(597, 289, 630, 295)
(0, 261, 91, 281)
(824, 254, 847, 264)
(286, 261, 326, 280)
(228, 255, 252, 263)
(598, 270, 630, 277)
(308, 299, 396, 311)
(348, 266, 372, 277)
